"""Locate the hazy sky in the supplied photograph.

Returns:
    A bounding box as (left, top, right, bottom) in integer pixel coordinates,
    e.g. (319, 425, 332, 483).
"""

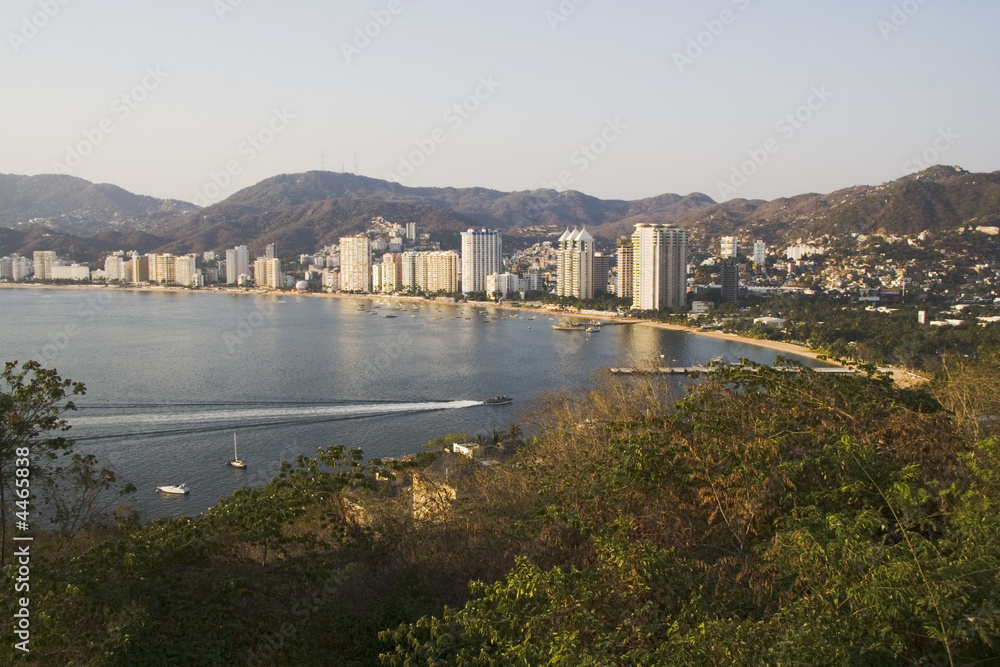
(4, 0, 998, 205)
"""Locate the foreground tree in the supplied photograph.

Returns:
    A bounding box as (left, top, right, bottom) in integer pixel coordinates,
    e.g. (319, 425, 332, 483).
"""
(0, 361, 85, 566)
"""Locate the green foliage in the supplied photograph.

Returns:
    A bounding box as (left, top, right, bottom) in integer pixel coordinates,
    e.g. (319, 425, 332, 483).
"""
(1, 361, 86, 565)
(9, 358, 1000, 665)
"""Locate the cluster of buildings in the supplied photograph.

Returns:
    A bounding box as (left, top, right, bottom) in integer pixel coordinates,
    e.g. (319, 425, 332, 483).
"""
(104, 252, 201, 287)
(0, 251, 93, 282)
(337, 229, 504, 296)
(28, 215, 990, 312)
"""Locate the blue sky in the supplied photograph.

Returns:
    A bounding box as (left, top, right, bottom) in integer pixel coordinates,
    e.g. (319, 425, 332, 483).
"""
(3, 0, 998, 205)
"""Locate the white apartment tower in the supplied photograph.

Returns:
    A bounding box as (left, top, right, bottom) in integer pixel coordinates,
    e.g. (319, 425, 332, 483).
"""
(175, 255, 199, 287)
(460, 229, 502, 294)
(753, 240, 767, 266)
(32, 250, 57, 280)
(254, 257, 282, 289)
(631, 224, 688, 311)
(426, 251, 459, 293)
(226, 246, 250, 285)
(556, 227, 595, 300)
(150, 254, 176, 285)
(339, 235, 372, 293)
(401, 251, 459, 294)
(104, 255, 126, 282)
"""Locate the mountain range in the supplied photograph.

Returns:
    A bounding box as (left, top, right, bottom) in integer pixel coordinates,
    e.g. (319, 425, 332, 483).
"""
(1, 165, 998, 262)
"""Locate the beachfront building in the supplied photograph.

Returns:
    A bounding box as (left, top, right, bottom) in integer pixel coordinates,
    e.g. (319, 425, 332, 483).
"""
(104, 255, 126, 282)
(149, 254, 176, 285)
(425, 251, 459, 293)
(32, 251, 58, 280)
(50, 264, 90, 281)
(1, 254, 31, 281)
(254, 257, 283, 289)
(340, 234, 372, 293)
(174, 254, 200, 287)
(632, 224, 688, 311)
(379, 254, 403, 294)
(593, 252, 611, 294)
(616, 237, 634, 299)
(556, 227, 594, 300)
(226, 245, 250, 285)
(486, 272, 520, 299)
(461, 229, 502, 294)
(400, 251, 459, 294)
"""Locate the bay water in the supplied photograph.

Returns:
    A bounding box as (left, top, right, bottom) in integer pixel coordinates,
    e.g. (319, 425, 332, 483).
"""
(0, 288, 827, 519)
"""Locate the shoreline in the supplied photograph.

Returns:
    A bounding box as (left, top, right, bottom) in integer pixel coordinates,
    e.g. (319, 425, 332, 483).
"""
(640, 320, 830, 363)
(0, 282, 927, 385)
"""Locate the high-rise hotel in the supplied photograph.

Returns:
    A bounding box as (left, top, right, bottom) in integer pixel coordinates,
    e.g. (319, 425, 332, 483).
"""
(226, 245, 250, 285)
(339, 234, 372, 293)
(630, 224, 688, 311)
(556, 227, 595, 300)
(460, 229, 502, 294)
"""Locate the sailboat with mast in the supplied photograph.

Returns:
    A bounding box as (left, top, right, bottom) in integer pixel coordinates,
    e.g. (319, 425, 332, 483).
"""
(227, 432, 246, 468)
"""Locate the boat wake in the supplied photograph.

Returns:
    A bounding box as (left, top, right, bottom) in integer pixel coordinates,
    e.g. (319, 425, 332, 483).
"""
(71, 400, 484, 441)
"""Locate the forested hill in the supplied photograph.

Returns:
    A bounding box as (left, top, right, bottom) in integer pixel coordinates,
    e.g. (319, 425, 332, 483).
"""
(0, 173, 196, 237)
(151, 170, 716, 254)
(675, 165, 1000, 247)
(3, 166, 1000, 259)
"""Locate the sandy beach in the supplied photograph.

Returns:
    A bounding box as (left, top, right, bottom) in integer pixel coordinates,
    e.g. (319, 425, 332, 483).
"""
(640, 320, 830, 362)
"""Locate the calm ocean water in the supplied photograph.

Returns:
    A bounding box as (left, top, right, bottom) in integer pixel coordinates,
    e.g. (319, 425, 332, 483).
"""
(1, 288, 827, 519)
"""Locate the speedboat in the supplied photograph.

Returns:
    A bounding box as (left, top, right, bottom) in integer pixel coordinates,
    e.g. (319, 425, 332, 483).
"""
(484, 395, 513, 405)
(156, 483, 189, 495)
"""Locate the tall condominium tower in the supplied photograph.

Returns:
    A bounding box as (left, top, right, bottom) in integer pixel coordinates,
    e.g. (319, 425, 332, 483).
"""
(104, 255, 126, 282)
(339, 235, 372, 293)
(460, 229, 502, 294)
(631, 224, 688, 311)
(556, 227, 595, 300)
(616, 237, 634, 299)
(721, 259, 739, 304)
(226, 245, 250, 285)
(175, 255, 199, 287)
(32, 250, 57, 280)
(753, 240, 767, 266)
(254, 257, 283, 289)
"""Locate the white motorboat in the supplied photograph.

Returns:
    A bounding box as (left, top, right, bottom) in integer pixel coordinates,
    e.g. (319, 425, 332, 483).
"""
(156, 483, 189, 495)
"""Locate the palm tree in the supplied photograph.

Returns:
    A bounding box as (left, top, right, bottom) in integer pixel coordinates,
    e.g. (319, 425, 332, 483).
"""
(503, 423, 524, 449)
